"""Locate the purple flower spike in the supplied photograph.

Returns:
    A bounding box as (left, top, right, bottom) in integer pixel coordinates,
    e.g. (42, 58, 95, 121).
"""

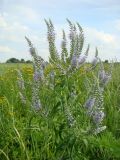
(91, 57, 99, 67)
(99, 70, 111, 86)
(71, 55, 78, 67)
(84, 97, 95, 111)
(78, 55, 86, 66)
(93, 111, 105, 125)
(33, 99, 41, 111)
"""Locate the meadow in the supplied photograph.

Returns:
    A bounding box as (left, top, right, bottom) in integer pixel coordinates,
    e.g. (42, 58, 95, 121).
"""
(0, 20, 120, 160)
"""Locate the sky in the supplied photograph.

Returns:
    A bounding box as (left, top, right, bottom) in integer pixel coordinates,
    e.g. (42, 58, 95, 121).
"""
(0, 0, 120, 62)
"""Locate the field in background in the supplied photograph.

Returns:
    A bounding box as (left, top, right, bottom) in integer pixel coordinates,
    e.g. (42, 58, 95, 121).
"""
(0, 63, 32, 75)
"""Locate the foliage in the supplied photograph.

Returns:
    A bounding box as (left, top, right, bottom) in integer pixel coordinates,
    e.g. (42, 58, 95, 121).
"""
(6, 58, 32, 63)
(6, 57, 20, 63)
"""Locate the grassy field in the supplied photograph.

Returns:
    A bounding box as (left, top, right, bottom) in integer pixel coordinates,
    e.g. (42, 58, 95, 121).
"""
(0, 63, 32, 75)
(0, 62, 120, 160)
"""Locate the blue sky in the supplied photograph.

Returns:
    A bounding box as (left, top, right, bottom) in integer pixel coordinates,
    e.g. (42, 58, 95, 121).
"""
(0, 0, 120, 62)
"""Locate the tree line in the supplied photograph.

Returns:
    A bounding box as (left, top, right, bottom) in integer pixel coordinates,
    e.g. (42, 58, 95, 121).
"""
(5, 57, 109, 64)
(6, 58, 32, 63)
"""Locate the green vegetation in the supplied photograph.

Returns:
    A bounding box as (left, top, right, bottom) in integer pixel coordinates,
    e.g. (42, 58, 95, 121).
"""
(0, 20, 120, 160)
(6, 58, 32, 63)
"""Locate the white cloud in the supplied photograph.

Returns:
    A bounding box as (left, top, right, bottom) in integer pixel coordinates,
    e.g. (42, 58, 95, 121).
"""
(0, 14, 48, 62)
(0, 15, 30, 42)
(84, 27, 120, 61)
(85, 27, 116, 44)
(0, 46, 14, 53)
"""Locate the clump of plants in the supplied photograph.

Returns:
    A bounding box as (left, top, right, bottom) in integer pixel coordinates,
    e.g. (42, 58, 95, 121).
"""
(1, 20, 118, 160)
(22, 19, 111, 135)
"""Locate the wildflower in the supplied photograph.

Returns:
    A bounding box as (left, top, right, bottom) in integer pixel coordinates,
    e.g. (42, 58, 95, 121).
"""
(34, 69, 44, 82)
(78, 54, 87, 66)
(71, 55, 78, 68)
(84, 97, 95, 111)
(99, 70, 105, 81)
(102, 73, 111, 86)
(99, 70, 111, 86)
(41, 61, 47, 70)
(91, 48, 99, 67)
(104, 74, 111, 85)
(47, 29, 56, 41)
(69, 30, 76, 40)
(33, 99, 41, 111)
(91, 57, 99, 67)
(78, 44, 89, 67)
(32, 87, 42, 111)
(92, 111, 105, 125)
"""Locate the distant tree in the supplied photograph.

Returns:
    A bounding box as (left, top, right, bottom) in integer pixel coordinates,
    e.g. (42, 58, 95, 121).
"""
(26, 60, 32, 63)
(104, 60, 108, 63)
(6, 58, 20, 63)
(20, 58, 25, 63)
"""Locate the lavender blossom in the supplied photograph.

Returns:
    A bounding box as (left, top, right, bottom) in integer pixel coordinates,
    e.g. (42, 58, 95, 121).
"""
(32, 86, 42, 111)
(34, 71, 40, 81)
(91, 57, 99, 67)
(99, 70, 111, 86)
(34, 69, 44, 82)
(78, 55, 87, 66)
(47, 30, 55, 41)
(84, 97, 95, 111)
(102, 73, 111, 86)
(69, 30, 76, 40)
(99, 70, 106, 81)
(92, 111, 105, 125)
(33, 99, 41, 111)
(32, 65, 43, 111)
(71, 55, 78, 68)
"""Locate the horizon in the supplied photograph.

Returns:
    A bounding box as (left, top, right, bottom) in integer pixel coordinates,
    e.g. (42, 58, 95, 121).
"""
(0, 0, 120, 62)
